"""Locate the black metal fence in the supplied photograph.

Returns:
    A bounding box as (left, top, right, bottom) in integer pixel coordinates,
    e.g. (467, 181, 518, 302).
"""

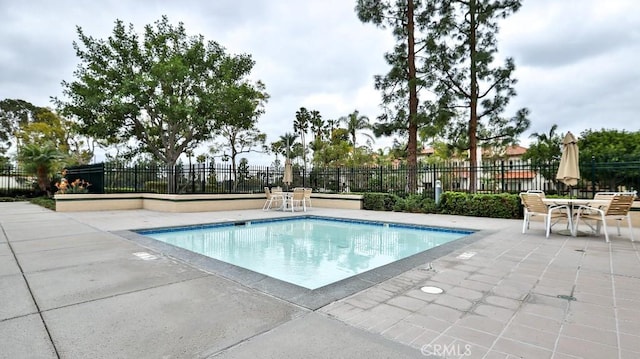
(3, 159, 639, 199)
(85, 159, 640, 199)
(0, 165, 37, 195)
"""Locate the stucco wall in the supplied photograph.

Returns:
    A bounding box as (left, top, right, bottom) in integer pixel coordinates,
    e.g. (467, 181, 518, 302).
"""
(55, 193, 362, 212)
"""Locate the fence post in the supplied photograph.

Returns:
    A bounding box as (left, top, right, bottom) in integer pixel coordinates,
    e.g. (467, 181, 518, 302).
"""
(228, 164, 232, 193)
(591, 156, 596, 198)
(190, 164, 195, 193)
(500, 160, 506, 192)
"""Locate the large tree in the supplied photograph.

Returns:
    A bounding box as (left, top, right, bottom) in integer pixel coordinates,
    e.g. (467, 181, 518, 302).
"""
(426, 0, 530, 191)
(0, 99, 41, 155)
(0, 99, 93, 165)
(578, 129, 640, 191)
(356, 0, 446, 192)
(57, 16, 267, 181)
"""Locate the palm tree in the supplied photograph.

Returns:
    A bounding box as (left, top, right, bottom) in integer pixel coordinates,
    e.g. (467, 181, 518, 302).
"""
(530, 124, 559, 144)
(17, 142, 64, 195)
(526, 124, 563, 163)
(279, 132, 299, 160)
(340, 110, 373, 147)
(309, 110, 325, 142)
(294, 107, 311, 170)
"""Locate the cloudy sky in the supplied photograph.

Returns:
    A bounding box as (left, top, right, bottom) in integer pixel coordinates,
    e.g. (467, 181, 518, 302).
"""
(1, 0, 639, 164)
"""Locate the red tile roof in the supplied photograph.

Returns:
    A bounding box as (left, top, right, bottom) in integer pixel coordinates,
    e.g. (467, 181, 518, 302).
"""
(496, 171, 537, 180)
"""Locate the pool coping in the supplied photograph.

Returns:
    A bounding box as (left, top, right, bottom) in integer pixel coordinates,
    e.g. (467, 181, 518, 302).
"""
(114, 215, 491, 310)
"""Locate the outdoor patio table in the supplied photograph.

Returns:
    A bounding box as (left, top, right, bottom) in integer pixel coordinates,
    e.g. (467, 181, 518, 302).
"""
(273, 192, 293, 211)
(541, 198, 610, 236)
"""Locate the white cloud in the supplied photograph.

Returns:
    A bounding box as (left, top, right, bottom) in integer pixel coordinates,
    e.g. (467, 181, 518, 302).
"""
(1, 0, 638, 165)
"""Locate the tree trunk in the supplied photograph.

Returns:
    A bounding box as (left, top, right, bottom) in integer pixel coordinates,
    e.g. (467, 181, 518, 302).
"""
(406, 0, 418, 193)
(468, 0, 478, 193)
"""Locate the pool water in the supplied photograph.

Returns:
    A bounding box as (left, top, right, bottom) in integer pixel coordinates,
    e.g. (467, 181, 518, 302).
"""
(138, 217, 471, 289)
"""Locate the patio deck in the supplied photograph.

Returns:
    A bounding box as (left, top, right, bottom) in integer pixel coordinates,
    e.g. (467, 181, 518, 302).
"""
(1, 202, 638, 358)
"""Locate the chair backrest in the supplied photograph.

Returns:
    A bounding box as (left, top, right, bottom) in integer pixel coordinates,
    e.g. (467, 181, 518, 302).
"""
(303, 188, 312, 200)
(594, 192, 617, 201)
(264, 187, 271, 198)
(292, 187, 305, 200)
(520, 192, 548, 214)
(271, 187, 282, 194)
(604, 193, 634, 216)
(526, 189, 546, 198)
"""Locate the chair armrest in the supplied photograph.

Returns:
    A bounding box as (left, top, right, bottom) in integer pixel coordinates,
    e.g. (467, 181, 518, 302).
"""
(575, 205, 604, 216)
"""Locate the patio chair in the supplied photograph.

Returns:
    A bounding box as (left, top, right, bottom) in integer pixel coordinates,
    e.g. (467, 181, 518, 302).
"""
(520, 192, 572, 238)
(303, 188, 312, 209)
(262, 187, 283, 211)
(523, 190, 546, 218)
(574, 193, 635, 242)
(290, 187, 306, 212)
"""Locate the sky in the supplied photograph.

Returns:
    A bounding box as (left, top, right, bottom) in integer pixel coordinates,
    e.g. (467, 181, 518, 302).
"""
(1, 0, 639, 165)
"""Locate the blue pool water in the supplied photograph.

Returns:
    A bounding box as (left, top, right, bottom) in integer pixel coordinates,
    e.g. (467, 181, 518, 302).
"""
(138, 217, 472, 289)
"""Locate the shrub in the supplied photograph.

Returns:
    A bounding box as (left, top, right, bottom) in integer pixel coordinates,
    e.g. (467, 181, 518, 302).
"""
(363, 193, 398, 211)
(393, 194, 424, 213)
(144, 181, 168, 193)
(420, 197, 438, 213)
(29, 196, 55, 210)
(56, 178, 92, 194)
(439, 192, 521, 219)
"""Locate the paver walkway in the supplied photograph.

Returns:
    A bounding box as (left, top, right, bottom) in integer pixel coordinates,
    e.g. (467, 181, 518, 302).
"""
(1, 202, 639, 358)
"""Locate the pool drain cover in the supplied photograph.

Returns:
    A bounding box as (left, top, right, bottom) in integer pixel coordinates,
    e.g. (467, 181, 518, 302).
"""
(421, 286, 444, 294)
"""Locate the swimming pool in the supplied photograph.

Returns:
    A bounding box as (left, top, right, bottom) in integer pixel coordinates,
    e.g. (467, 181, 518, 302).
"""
(137, 217, 472, 290)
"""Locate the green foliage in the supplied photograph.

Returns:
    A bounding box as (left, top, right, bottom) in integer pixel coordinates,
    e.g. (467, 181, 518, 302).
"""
(340, 110, 373, 147)
(0, 99, 38, 155)
(439, 192, 521, 219)
(29, 196, 56, 210)
(363, 191, 519, 218)
(392, 194, 425, 213)
(17, 142, 65, 194)
(522, 124, 563, 180)
(144, 181, 168, 193)
(578, 129, 640, 191)
(57, 15, 267, 169)
(56, 178, 92, 194)
(0, 99, 92, 164)
(579, 129, 640, 162)
(355, 0, 434, 184)
(425, 0, 529, 192)
(362, 193, 398, 211)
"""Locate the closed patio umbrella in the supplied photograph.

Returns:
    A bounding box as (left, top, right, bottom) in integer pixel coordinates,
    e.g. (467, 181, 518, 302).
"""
(283, 158, 293, 187)
(556, 131, 580, 187)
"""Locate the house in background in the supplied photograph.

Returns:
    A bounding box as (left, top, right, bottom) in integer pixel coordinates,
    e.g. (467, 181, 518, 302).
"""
(417, 144, 549, 193)
(482, 145, 546, 192)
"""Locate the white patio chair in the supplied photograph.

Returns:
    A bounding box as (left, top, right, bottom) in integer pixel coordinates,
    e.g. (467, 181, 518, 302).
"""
(520, 192, 572, 238)
(574, 193, 635, 242)
(262, 187, 283, 211)
(523, 190, 546, 218)
(303, 188, 312, 209)
(290, 187, 306, 212)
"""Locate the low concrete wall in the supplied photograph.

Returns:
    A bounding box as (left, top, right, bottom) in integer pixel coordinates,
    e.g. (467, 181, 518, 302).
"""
(55, 193, 363, 212)
(307, 193, 362, 210)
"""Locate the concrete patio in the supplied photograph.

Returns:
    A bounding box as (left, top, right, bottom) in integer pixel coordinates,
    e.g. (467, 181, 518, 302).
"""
(1, 202, 638, 358)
